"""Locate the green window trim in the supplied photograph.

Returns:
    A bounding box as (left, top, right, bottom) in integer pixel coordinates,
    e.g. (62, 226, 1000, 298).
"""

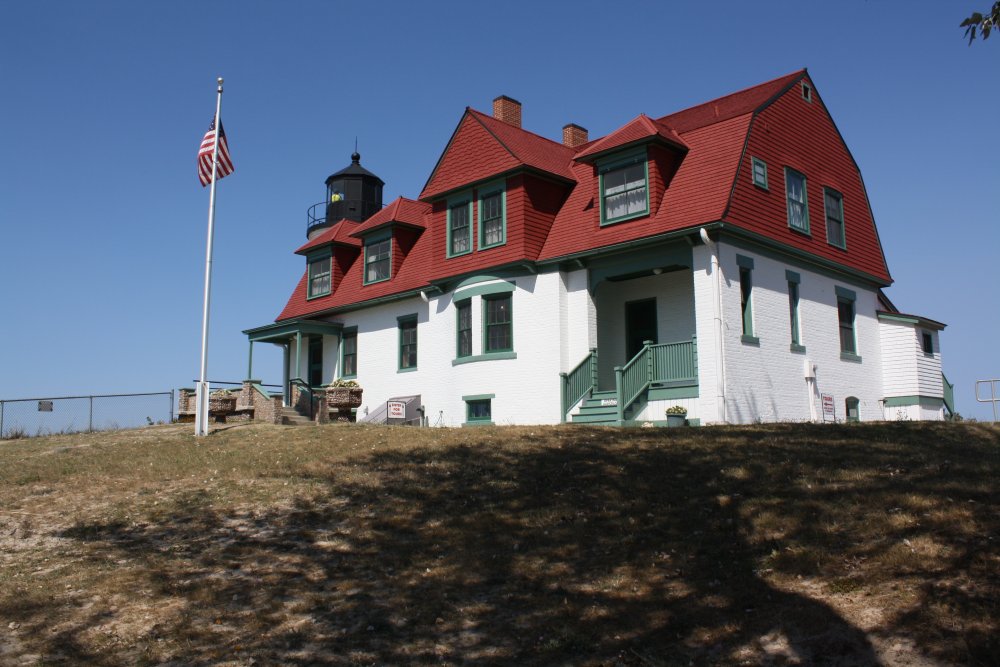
(739, 265, 754, 339)
(598, 149, 650, 226)
(788, 279, 801, 347)
(824, 187, 846, 250)
(307, 253, 332, 299)
(837, 287, 857, 356)
(477, 180, 507, 250)
(455, 299, 472, 359)
(785, 167, 810, 235)
(446, 195, 473, 258)
(340, 328, 358, 379)
(397, 315, 417, 371)
(451, 351, 517, 366)
(751, 157, 768, 189)
(483, 293, 513, 353)
(464, 395, 494, 425)
(453, 280, 515, 302)
(363, 235, 392, 285)
(736, 254, 755, 269)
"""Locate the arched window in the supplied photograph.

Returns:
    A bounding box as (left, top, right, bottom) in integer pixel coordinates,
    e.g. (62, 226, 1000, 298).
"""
(845, 396, 860, 422)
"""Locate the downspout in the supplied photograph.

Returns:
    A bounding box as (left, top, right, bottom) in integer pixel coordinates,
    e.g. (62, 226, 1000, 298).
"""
(700, 228, 727, 424)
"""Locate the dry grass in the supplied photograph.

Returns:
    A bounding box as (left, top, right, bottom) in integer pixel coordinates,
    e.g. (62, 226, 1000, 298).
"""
(0, 421, 998, 666)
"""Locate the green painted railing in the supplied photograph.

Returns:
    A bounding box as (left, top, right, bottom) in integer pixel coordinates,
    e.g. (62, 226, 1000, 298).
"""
(560, 348, 598, 422)
(615, 337, 697, 422)
(942, 373, 955, 415)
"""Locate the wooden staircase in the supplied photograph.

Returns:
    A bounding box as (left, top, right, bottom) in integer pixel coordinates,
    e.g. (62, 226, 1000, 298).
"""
(571, 390, 621, 425)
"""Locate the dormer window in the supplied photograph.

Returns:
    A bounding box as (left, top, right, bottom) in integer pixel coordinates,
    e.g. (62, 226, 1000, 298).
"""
(478, 180, 506, 249)
(447, 197, 472, 257)
(599, 151, 649, 226)
(307, 254, 331, 298)
(364, 236, 391, 284)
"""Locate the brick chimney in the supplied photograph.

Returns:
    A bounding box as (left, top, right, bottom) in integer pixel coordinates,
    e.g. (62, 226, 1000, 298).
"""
(562, 123, 588, 148)
(492, 95, 522, 128)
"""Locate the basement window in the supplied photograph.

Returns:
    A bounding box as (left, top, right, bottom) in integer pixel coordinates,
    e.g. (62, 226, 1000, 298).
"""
(463, 394, 494, 426)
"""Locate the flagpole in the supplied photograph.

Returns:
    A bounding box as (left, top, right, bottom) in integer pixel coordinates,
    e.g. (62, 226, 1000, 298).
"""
(195, 77, 224, 437)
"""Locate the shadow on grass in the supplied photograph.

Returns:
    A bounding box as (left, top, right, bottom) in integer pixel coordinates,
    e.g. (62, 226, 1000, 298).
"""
(7, 422, 998, 665)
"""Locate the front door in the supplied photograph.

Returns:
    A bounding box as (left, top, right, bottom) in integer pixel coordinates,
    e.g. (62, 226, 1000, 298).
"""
(308, 336, 323, 387)
(625, 298, 658, 361)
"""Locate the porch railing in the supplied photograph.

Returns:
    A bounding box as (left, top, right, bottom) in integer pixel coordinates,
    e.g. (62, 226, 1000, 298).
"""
(614, 336, 697, 422)
(560, 348, 598, 421)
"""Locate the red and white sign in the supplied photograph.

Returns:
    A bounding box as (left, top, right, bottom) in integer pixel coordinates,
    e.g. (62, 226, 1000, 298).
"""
(387, 401, 406, 419)
(821, 393, 836, 421)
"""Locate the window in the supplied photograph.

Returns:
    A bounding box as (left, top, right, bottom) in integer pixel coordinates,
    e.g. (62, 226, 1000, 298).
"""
(845, 396, 860, 422)
(752, 157, 768, 189)
(308, 255, 331, 298)
(398, 316, 417, 371)
(737, 255, 757, 344)
(364, 237, 391, 284)
(787, 271, 803, 351)
(341, 330, 357, 378)
(484, 294, 512, 352)
(463, 394, 494, 425)
(837, 290, 857, 357)
(456, 300, 472, 358)
(600, 155, 648, 225)
(921, 331, 934, 356)
(801, 82, 812, 102)
(785, 168, 810, 234)
(448, 199, 471, 257)
(824, 188, 845, 249)
(479, 186, 506, 249)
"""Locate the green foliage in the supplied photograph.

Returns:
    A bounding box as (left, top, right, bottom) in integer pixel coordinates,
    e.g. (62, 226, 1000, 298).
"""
(961, 3, 1000, 43)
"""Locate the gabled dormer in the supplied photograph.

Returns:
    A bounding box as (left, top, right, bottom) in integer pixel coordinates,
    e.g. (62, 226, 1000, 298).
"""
(295, 219, 361, 300)
(348, 197, 429, 286)
(573, 114, 688, 227)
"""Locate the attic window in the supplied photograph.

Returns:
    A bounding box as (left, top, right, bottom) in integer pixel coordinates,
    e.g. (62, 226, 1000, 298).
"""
(307, 255, 331, 298)
(364, 236, 391, 285)
(599, 152, 649, 226)
(801, 82, 812, 103)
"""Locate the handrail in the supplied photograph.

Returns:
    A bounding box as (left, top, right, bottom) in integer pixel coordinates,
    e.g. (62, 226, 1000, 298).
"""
(942, 373, 955, 415)
(615, 337, 698, 422)
(560, 348, 598, 421)
(307, 202, 329, 233)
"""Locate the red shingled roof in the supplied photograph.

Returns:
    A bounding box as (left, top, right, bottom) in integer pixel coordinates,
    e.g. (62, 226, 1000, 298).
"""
(275, 69, 890, 322)
(574, 114, 687, 161)
(348, 197, 429, 238)
(295, 219, 362, 255)
(420, 109, 574, 200)
(659, 69, 805, 132)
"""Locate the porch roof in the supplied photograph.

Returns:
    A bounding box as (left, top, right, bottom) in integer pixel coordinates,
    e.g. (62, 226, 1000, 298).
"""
(243, 318, 343, 343)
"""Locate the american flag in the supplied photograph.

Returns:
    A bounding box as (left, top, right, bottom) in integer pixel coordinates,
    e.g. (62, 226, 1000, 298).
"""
(198, 118, 234, 187)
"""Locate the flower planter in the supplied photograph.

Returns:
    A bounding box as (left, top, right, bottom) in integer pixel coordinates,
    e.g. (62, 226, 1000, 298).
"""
(666, 414, 687, 428)
(208, 396, 237, 414)
(326, 387, 363, 409)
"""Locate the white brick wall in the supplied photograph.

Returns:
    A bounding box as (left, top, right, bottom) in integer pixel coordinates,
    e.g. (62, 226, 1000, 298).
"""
(714, 242, 884, 423)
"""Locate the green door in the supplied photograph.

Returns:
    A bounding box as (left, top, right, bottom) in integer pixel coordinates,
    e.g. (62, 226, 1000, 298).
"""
(625, 298, 658, 361)
(308, 336, 323, 387)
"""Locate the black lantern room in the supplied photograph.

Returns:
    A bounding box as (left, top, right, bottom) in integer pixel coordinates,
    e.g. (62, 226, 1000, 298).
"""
(307, 152, 384, 239)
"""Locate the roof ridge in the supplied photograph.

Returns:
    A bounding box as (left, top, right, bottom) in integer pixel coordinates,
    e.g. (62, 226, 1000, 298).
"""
(467, 108, 574, 154)
(659, 69, 806, 128)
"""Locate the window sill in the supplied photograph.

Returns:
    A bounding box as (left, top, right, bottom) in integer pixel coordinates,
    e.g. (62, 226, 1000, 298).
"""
(462, 421, 494, 427)
(741, 335, 760, 346)
(840, 352, 863, 363)
(790, 343, 807, 354)
(446, 248, 473, 259)
(827, 242, 847, 251)
(363, 277, 390, 286)
(788, 226, 811, 238)
(479, 240, 506, 251)
(339, 374, 357, 380)
(397, 366, 418, 373)
(452, 351, 517, 366)
(601, 209, 650, 227)
(306, 292, 331, 301)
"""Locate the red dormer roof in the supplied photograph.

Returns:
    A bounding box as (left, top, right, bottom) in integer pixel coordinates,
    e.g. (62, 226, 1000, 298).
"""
(420, 109, 574, 200)
(573, 114, 687, 162)
(348, 197, 429, 238)
(295, 219, 362, 255)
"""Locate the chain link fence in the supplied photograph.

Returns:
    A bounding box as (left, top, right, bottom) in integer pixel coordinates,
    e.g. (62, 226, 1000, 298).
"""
(0, 391, 174, 439)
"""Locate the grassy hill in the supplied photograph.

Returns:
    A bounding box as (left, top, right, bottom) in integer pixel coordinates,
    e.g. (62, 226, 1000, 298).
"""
(1, 421, 997, 666)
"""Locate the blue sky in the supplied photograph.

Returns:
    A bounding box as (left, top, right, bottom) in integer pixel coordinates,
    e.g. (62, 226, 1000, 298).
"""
(1, 1, 997, 420)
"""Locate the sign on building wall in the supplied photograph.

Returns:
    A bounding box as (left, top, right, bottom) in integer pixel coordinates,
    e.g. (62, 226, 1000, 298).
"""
(387, 401, 406, 420)
(821, 393, 836, 422)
